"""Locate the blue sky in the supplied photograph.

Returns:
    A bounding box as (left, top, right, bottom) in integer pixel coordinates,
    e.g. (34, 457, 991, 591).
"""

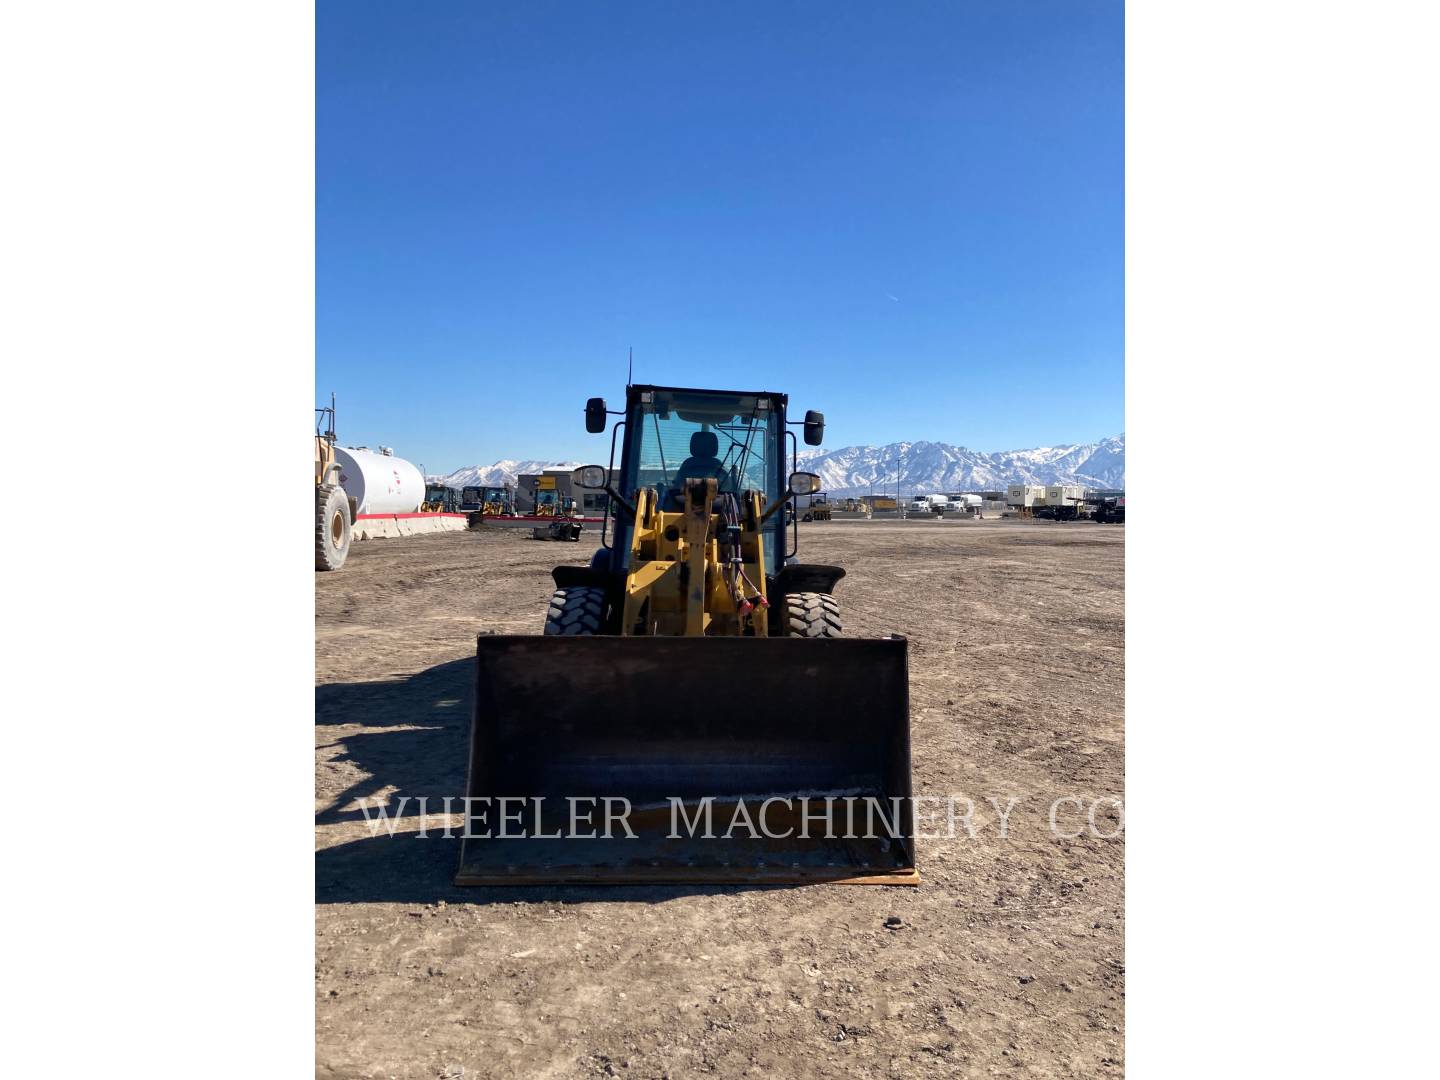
(318, 1, 1123, 474)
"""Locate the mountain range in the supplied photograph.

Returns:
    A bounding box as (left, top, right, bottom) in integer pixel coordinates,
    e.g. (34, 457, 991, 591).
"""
(433, 435, 1124, 497)
(433, 459, 584, 489)
(796, 435, 1125, 496)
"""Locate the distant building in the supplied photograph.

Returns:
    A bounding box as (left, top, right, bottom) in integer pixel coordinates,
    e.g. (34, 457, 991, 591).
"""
(515, 468, 613, 516)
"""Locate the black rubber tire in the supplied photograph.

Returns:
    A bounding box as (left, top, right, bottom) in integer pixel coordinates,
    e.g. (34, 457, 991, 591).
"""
(543, 585, 606, 635)
(316, 484, 351, 571)
(783, 592, 842, 638)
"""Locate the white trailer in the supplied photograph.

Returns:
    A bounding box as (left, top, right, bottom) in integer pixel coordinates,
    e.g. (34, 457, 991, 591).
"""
(1043, 484, 1086, 507)
(1006, 484, 1045, 508)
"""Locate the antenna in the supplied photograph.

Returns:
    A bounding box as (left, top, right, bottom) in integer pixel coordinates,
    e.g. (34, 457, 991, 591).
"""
(627, 346, 633, 387)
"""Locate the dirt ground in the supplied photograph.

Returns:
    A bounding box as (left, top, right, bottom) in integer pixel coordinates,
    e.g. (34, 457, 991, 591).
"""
(316, 519, 1124, 1079)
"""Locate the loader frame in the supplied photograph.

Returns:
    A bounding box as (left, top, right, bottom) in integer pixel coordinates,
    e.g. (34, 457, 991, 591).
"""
(456, 382, 918, 887)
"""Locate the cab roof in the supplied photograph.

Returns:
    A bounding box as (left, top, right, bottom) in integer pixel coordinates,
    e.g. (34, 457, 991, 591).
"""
(625, 383, 790, 406)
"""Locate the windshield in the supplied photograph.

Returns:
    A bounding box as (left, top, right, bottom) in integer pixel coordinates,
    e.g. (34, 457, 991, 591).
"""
(625, 390, 780, 503)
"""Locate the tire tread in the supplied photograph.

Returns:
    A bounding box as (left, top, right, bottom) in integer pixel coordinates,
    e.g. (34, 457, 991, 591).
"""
(543, 585, 606, 635)
(783, 591, 841, 637)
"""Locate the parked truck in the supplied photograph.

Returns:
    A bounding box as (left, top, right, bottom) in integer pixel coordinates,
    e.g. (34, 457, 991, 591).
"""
(1087, 492, 1126, 524)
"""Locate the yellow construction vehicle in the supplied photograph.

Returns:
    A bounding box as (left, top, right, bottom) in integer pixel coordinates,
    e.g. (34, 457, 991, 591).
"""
(421, 483, 462, 514)
(532, 495, 584, 542)
(801, 492, 832, 522)
(461, 484, 517, 527)
(457, 384, 917, 887)
(314, 395, 354, 571)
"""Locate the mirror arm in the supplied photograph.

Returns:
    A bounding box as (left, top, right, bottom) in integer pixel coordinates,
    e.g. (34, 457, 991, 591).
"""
(760, 493, 792, 523)
(606, 484, 638, 521)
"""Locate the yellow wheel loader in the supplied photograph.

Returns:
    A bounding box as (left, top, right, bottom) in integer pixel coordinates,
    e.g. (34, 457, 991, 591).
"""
(457, 384, 918, 886)
(314, 395, 355, 571)
(421, 483, 463, 514)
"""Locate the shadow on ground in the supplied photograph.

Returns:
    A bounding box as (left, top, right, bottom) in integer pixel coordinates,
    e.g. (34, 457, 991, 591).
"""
(316, 656, 768, 905)
(316, 656, 474, 729)
(315, 657, 472, 827)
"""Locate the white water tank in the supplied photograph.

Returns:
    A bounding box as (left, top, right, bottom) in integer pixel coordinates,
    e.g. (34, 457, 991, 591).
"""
(334, 446, 424, 515)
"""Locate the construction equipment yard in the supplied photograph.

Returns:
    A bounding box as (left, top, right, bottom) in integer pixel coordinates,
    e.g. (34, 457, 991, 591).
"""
(316, 519, 1124, 1078)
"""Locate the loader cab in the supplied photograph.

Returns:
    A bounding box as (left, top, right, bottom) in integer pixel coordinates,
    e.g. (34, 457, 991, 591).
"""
(615, 385, 787, 574)
(575, 383, 841, 608)
(483, 485, 514, 515)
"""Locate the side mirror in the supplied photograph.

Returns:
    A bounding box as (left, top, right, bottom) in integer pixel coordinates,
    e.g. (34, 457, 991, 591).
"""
(585, 397, 608, 434)
(803, 409, 825, 446)
(788, 471, 821, 496)
(572, 464, 608, 489)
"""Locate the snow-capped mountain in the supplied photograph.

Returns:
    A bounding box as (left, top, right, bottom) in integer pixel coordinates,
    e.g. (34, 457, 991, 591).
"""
(796, 435, 1124, 496)
(431, 459, 583, 488)
(432, 435, 1123, 496)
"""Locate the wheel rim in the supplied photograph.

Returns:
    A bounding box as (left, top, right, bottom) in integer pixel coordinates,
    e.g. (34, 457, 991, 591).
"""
(330, 509, 345, 546)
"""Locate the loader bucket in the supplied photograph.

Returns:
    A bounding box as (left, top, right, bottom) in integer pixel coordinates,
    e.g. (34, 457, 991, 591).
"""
(456, 635, 918, 886)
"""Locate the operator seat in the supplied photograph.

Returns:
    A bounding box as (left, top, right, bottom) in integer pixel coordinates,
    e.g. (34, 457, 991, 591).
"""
(666, 431, 732, 508)
(673, 431, 727, 486)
